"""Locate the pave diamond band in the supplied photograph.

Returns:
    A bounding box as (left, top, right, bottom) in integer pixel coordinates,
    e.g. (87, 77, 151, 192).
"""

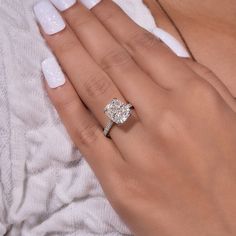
(103, 98, 134, 137)
(103, 120, 114, 137)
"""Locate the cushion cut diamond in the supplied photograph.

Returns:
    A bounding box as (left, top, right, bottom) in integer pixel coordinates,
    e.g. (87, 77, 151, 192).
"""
(104, 98, 133, 124)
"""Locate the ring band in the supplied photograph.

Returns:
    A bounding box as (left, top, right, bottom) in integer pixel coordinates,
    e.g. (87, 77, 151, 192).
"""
(103, 98, 134, 138)
(103, 120, 114, 138)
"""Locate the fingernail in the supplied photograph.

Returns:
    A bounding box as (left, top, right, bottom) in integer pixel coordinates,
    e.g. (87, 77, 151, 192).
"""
(34, 0, 66, 35)
(50, 0, 76, 11)
(42, 57, 66, 88)
(152, 27, 190, 58)
(80, 0, 101, 10)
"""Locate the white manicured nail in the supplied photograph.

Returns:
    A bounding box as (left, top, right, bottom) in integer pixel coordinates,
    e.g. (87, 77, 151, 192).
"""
(50, 0, 76, 11)
(152, 27, 190, 58)
(42, 57, 66, 88)
(80, 0, 101, 9)
(34, 1, 66, 35)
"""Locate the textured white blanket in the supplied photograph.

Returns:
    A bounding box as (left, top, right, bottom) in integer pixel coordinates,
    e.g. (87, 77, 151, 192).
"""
(0, 1, 185, 235)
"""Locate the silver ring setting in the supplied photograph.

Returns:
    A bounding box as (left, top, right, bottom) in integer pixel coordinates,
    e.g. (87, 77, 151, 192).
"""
(103, 98, 134, 137)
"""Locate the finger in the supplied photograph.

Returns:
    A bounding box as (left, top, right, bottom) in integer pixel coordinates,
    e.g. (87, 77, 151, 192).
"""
(143, 0, 192, 58)
(53, 0, 168, 120)
(34, 1, 151, 165)
(91, 0, 196, 90)
(34, 1, 132, 129)
(183, 59, 236, 112)
(42, 57, 125, 182)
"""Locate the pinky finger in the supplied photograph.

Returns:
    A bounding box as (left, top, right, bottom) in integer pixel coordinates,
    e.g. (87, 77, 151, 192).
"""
(42, 57, 125, 182)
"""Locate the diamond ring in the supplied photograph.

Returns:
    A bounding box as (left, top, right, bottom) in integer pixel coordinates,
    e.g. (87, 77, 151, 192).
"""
(103, 98, 134, 137)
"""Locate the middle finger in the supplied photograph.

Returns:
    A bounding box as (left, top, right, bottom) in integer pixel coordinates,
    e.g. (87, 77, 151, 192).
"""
(51, 0, 168, 117)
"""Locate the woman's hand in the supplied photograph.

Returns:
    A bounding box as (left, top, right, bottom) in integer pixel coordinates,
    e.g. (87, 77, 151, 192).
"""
(34, 1, 236, 235)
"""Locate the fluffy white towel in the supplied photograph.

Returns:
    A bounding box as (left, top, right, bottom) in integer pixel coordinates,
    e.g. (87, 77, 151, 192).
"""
(0, 1, 187, 235)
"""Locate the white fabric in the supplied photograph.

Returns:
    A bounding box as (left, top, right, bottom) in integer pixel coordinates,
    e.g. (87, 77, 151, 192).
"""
(0, 0, 184, 235)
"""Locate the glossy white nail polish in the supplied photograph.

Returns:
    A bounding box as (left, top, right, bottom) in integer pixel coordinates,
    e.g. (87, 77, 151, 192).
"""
(42, 57, 66, 88)
(50, 0, 76, 11)
(80, 0, 101, 9)
(34, 0, 66, 35)
(152, 27, 190, 58)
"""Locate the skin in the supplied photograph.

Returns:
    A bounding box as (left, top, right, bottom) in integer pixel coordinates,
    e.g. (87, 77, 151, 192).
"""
(145, 0, 236, 96)
(38, 0, 236, 235)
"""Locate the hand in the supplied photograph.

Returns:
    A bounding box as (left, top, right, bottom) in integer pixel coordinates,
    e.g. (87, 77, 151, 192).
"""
(34, 1, 236, 235)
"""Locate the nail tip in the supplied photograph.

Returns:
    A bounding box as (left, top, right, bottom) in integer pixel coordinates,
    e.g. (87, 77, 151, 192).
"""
(49, 79, 66, 89)
(80, 0, 101, 10)
(47, 23, 66, 35)
(42, 57, 66, 89)
(50, 0, 77, 11)
(33, 0, 66, 35)
(33, 0, 49, 12)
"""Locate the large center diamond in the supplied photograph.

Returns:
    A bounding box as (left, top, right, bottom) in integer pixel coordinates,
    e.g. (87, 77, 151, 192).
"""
(104, 98, 133, 124)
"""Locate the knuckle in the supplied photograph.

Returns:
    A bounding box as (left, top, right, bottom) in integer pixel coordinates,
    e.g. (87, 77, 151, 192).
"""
(127, 30, 158, 51)
(197, 66, 222, 87)
(198, 65, 215, 78)
(109, 170, 140, 209)
(56, 38, 78, 55)
(95, 3, 120, 24)
(100, 49, 132, 71)
(157, 109, 184, 139)
(82, 73, 112, 98)
(72, 14, 95, 30)
(75, 122, 100, 147)
(54, 95, 78, 112)
(189, 80, 220, 106)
